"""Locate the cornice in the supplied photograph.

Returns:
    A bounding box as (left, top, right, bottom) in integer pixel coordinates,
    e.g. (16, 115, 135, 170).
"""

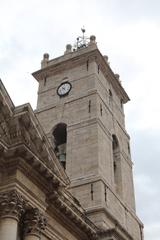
(32, 45, 97, 81)
(94, 49, 130, 104)
(47, 190, 98, 240)
(0, 79, 14, 113)
(32, 47, 129, 104)
(0, 142, 65, 189)
(86, 205, 143, 240)
(69, 175, 140, 225)
(98, 228, 132, 240)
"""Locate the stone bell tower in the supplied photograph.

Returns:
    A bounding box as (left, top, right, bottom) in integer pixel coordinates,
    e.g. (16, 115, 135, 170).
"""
(33, 31, 143, 240)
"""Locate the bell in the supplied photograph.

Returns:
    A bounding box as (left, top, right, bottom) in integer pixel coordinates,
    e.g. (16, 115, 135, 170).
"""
(59, 153, 66, 163)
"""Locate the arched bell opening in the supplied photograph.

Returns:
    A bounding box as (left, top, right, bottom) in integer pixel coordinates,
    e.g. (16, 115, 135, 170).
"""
(52, 123, 67, 169)
(112, 134, 122, 194)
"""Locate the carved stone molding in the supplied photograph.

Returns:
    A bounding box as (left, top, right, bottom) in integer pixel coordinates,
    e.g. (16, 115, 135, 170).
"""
(23, 208, 47, 237)
(0, 190, 27, 221)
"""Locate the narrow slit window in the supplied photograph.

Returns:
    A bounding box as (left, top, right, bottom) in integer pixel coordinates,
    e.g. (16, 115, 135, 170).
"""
(97, 64, 100, 74)
(100, 103, 103, 116)
(86, 59, 89, 71)
(109, 89, 112, 106)
(88, 100, 91, 113)
(120, 99, 123, 109)
(44, 76, 47, 86)
(128, 143, 130, 155)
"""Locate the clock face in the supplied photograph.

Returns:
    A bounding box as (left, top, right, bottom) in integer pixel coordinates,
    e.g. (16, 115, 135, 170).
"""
(57, 82, 72, 96)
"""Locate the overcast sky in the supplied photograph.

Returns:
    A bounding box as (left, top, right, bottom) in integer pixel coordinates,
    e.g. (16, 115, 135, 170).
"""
(0, 1, 160, 239)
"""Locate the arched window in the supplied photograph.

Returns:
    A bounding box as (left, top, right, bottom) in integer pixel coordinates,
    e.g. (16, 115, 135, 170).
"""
(52, 123, 67, 169)
(112, 135, 122, 195)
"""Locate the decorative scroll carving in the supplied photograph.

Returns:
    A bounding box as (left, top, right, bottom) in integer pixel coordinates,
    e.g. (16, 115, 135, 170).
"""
(0, 190, 26, 220)
(23, 208, 47, 237)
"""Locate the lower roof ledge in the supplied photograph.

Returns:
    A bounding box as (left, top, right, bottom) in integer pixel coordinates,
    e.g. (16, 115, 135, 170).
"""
(98, 228, 133, 240)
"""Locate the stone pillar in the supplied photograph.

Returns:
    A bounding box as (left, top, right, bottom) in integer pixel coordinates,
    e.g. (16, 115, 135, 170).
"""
(23, 208, 47, 240)
(0, 190, 25, 240)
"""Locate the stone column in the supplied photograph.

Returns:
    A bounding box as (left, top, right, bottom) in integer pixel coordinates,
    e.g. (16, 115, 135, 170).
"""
(23, 208, 47, 240)
(0, 190, 25, 240)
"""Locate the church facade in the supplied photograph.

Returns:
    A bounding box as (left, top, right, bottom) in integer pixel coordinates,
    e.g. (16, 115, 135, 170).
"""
(0, 34, 143, 240)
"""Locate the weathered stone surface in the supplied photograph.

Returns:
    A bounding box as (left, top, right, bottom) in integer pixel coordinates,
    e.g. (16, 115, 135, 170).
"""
(34, 41, 143, 240)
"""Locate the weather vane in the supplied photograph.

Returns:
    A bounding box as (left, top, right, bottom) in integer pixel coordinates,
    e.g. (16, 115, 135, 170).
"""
(73, 27, 90, 51)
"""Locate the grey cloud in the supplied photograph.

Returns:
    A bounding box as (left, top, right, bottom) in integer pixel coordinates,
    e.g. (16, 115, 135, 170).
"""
(129, 129, 160, 234)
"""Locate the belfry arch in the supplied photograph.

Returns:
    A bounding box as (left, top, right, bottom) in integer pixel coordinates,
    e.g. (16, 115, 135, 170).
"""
(52, 123, 67, 169)
(112, 134, 122, 195)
